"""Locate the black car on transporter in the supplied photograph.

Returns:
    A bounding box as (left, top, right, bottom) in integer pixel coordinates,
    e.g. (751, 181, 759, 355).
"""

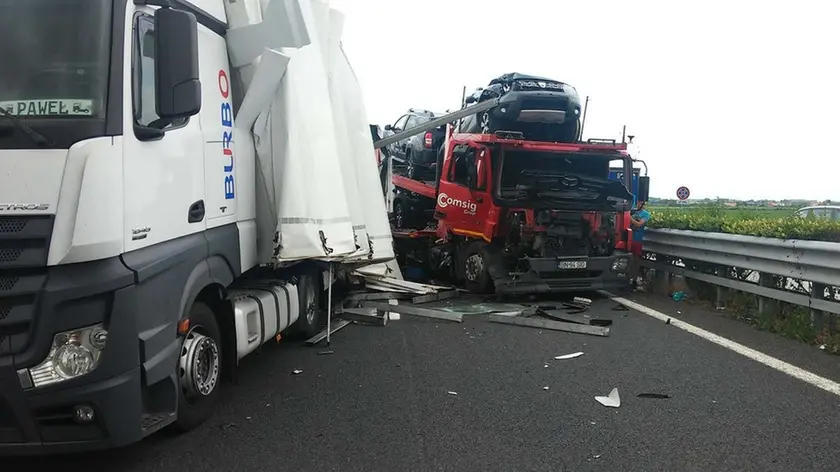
(458, 72, 583, 143)
(382, 108, 447, 179)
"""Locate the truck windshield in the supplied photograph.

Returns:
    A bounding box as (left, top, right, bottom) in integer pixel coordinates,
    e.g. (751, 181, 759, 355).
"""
(0, 0, 111, 120)
(496, 149, 633, 209)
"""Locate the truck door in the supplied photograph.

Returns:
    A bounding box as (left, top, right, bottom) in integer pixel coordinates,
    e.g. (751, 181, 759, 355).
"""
(123, 11, 206, 251)
(436, 145, 493, 241)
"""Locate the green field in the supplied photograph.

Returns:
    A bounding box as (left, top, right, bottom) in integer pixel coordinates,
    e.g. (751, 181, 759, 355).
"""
(646, 205, 840, 242)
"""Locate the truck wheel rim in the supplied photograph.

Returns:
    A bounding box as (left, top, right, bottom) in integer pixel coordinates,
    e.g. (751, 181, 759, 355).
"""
(180, 328, 220, 398)
(304, 280, 317, 324)
(465, 253, 484, 281)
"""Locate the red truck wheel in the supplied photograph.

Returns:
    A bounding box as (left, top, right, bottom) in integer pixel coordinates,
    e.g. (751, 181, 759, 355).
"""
(461, 242, 494, 294)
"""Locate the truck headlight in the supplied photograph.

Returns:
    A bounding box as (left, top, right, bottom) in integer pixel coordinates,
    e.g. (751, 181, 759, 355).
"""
(611, 257, 629, 271)
(25, 324, 107, 388)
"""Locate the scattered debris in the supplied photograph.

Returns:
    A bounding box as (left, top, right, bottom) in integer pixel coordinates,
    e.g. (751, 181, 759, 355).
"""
(543, 386, 550, 391)
(412, 290, 459, 305)
(306, 319, 352, 345)
(317, 350, 334, 356)
(529, 307, 613, 327)
(543, 364, 549, 368)
(666, 318, 671, 325)
(554, 352, 584, 360)
(595, 388, 621, 408)
(447, 391, 458, 396)
(340, 307, 388, 326)
(672, 291, 687, 302)
(573, 296, 592, 306)
(486, 314, 610, 337)
(221, 422, 236, 430)
(292, 369, 303, 375)
(611, 304, 629, 311)
(637, 393, 670, 399)
(360, 301, 463, 323)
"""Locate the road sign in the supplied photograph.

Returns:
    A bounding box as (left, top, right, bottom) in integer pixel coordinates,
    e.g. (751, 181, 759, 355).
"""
(676, 186, 690, 201)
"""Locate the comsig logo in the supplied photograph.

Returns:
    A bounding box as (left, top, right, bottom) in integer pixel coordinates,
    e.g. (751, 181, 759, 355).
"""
(218, 69, 234, 200)
(437, 193, 477, 213)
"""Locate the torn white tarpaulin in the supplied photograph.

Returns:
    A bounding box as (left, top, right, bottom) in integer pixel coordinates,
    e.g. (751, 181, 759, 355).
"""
(326, 9, 395, 263)
(251, 0, 357, 262)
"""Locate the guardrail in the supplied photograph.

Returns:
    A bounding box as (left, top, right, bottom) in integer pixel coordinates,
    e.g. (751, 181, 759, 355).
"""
(640, 229, 840, 325)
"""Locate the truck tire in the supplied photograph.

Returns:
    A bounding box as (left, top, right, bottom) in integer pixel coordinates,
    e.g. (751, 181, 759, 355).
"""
(288, 269, 324, 340)
(461, 242, 495, 294)
(405, 150, 417, 179)
(174, 301, 223, 432)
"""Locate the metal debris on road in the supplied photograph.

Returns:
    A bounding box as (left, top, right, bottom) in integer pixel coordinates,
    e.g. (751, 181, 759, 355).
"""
(340, 307, 388, 326)
(292, 369, 303, 375)
(447, 391, 458, 396)
(486, 313, 610, 337)
(360, 301, 463, 323)
(543, 386, 549, 391)
(306, 318, 352, 345)
(595, 388, 621, 407)
(554, 352, 584, 360)
(533, 308, 613, 327)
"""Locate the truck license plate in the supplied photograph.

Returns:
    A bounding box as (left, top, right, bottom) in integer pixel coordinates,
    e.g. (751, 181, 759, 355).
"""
(558, 260, 587, 269)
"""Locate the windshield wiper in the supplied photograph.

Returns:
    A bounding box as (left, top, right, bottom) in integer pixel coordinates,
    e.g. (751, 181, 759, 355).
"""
(0, 107, 53, 146)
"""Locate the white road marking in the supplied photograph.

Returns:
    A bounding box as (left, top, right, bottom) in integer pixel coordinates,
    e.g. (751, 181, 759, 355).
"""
(609, 294, 840, 398)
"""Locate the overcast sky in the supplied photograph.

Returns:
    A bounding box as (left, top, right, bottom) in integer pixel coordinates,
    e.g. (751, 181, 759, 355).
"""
(328, 0, 838, 201)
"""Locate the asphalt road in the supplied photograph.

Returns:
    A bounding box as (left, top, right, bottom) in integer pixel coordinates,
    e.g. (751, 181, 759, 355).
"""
(9, 293, 840, 472)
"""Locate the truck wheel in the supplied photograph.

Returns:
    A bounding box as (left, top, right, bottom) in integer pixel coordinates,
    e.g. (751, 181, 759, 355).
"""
(462, 243, 494, 294)
(288, 269, 324, 340)
(174, 301, 222, 432)
(405, 151, 417, 179)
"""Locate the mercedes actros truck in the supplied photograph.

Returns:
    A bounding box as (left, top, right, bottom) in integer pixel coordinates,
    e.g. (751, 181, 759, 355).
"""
(0, 0, 393, 454)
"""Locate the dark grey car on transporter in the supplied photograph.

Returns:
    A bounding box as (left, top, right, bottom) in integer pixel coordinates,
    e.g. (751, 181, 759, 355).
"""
(458, 72, 583, 143)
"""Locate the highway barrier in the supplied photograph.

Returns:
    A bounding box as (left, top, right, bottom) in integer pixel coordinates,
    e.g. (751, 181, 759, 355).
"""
(640, 229, 840, 328)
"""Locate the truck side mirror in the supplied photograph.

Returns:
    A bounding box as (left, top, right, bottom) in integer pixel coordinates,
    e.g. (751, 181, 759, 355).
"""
(384, 124, 393, 131)
(638, 176, 650, 202)
(464, 95, 476, 105)
(154, 8, 201, 119)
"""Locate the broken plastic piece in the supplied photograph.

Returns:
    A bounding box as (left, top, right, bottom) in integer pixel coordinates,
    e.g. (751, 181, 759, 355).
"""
(543, 386, 549, 391)
(554, 352, 584, 360)
(595, 387, 620, 407)
(447, 391, 458, 396)
(292, 369, 303, 375)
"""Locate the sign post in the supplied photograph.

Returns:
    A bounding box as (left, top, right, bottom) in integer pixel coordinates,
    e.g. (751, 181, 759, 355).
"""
(676, 186, 690, 205)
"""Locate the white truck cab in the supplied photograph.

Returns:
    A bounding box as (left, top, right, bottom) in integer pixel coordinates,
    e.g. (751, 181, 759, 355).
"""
(0, 0, 389, 454)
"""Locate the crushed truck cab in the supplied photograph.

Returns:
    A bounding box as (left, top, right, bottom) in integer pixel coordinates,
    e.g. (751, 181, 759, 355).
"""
(391, 129, 647, 295)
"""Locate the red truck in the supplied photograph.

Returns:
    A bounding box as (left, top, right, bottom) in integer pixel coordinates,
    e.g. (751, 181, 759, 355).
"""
(389, 127, 647, 295)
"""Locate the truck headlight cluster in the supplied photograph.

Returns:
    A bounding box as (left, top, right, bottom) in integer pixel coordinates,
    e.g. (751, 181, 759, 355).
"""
(611, 257, 629, 271)
(22, 324, 108, 389)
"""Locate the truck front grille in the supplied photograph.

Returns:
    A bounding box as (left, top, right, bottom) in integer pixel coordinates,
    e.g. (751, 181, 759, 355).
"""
(0, 215, 53, 356)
